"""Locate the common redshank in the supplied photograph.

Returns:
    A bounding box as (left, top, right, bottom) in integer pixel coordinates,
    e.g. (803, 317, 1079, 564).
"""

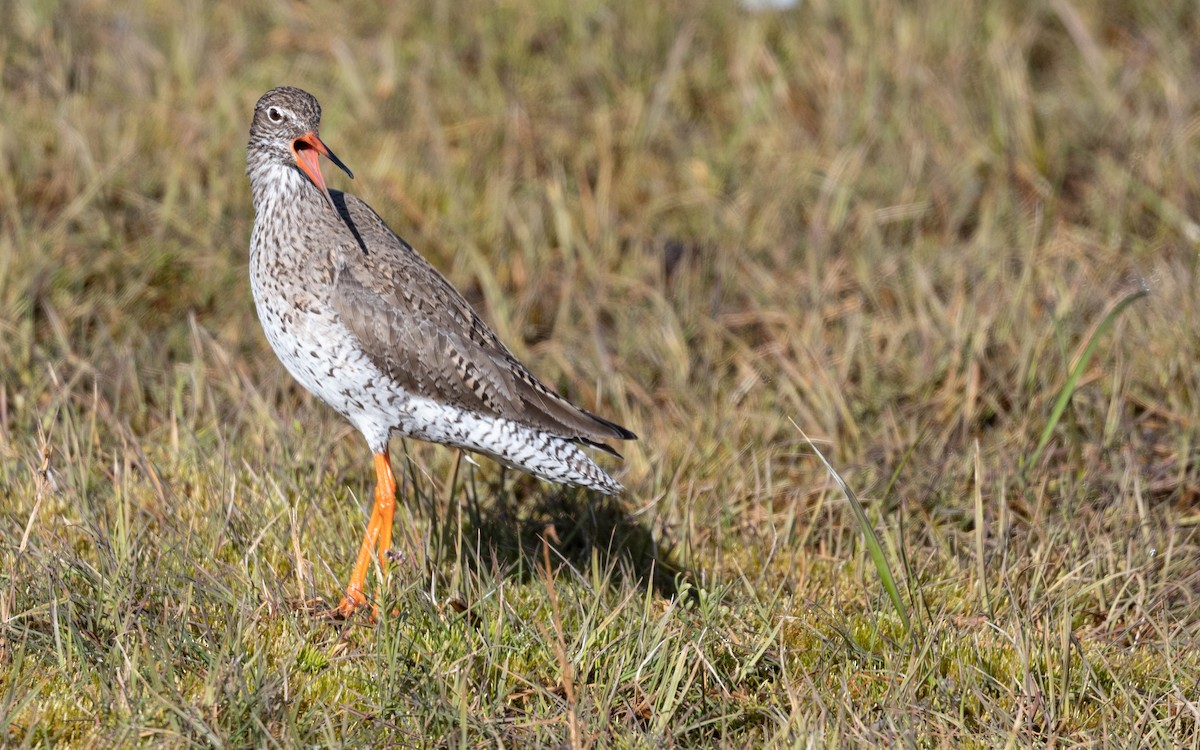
(246, 87, 636, 617)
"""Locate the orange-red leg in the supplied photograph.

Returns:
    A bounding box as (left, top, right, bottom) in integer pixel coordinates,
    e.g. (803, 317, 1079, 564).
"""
(337, 450, 398, 618)
(373, 453, 397, 569)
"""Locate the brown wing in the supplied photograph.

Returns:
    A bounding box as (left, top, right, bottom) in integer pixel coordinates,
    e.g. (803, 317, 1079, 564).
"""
(328, 191, 636, 451)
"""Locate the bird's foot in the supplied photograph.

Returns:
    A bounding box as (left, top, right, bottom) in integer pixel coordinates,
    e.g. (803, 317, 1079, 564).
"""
(335, 589, 387, 623)
(336, 588, 367, 619)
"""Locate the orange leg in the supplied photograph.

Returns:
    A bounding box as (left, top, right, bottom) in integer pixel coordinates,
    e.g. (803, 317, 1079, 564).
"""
(373, 453, 397, 569)
(336, 450, 398, 618)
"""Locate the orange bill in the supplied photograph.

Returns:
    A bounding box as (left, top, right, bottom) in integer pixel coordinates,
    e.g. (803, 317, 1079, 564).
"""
(291, 131, 354, 212)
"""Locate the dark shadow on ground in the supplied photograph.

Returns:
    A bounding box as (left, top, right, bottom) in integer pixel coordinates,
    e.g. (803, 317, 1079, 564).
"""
(412, 467, 692, 600)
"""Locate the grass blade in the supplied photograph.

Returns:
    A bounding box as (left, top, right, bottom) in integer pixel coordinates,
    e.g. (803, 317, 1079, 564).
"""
(793, 422, 912, 635)
(1025, 285, 1149, 473)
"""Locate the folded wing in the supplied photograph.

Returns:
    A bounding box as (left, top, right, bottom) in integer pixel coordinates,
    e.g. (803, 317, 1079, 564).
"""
(329, 193, 636, 454)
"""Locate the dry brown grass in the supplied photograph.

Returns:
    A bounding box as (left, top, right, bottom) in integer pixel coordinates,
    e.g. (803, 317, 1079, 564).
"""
(2, 0, 1199, 745)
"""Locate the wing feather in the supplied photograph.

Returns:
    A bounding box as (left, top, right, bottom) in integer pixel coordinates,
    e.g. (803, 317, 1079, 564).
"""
(328, 192, 636, 448)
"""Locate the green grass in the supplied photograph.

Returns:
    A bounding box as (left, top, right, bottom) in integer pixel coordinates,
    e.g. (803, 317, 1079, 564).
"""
(3, 0, 1200, 745)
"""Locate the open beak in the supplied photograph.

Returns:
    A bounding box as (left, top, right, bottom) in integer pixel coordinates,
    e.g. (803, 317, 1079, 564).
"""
(291, 131, 354, 212)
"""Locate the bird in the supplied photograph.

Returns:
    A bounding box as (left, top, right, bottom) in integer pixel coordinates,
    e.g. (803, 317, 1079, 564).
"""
(245, 86, 637, 617)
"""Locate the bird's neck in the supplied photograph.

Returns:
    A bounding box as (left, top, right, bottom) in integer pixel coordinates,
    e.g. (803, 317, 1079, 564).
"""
(247, 158, 319, 217)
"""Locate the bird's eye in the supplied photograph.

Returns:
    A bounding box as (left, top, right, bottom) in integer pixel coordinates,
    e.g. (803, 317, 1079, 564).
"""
(267, 107, 283, 123)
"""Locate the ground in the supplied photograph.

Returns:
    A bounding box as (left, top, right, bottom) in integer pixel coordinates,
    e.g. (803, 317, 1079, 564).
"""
(1, 0, 1199, 746)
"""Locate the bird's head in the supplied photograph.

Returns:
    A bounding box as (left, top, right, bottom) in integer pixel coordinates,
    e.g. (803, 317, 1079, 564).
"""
(248, 86, 354, 211)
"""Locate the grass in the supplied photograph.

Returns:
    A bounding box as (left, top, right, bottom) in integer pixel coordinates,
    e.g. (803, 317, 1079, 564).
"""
(2, 0, 1200, 745)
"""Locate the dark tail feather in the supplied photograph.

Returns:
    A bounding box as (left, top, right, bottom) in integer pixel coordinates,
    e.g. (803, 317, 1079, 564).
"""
(575, 436, 624, 459)
(579, 408, 638, 442)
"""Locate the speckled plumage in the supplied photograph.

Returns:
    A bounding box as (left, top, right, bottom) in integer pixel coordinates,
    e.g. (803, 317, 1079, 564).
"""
(246, 86, 635, 495)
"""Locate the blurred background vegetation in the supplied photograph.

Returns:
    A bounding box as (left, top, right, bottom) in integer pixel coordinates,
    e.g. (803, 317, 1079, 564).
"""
(1, 0, 1198, 745)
